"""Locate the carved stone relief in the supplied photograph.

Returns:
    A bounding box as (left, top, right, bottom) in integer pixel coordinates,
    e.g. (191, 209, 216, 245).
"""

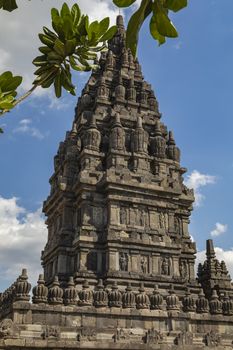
(120, 206, 128, 225)
(179, 259, 188, 280)
(119, 252, 128, 271)
(42, 326, 60, 340)
(140, 256, 148, 274)
(161, 257, 171, 276)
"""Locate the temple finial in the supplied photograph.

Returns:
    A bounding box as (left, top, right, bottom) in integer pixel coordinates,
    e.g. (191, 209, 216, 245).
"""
(206, 239, 216, 259)
(116, 14, 124, 29)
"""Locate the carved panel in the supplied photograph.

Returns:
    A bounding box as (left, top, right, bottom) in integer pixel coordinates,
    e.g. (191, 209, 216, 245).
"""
(160, 257, 171, 276)
(140, 256, 149, 274)
(119, 252, 128, 271)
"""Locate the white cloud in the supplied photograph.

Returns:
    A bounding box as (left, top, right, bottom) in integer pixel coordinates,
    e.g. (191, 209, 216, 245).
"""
(0, 0, 119, 97)
(184, 170, 216, 206)
(13, 118, 45, 139)
(210, 222, 228, 237)
(196, 247, 233, 279)
(0, 196, 47, 290)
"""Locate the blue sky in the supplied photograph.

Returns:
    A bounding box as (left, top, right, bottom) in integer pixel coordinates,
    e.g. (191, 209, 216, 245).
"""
(0, 0, 233, 289)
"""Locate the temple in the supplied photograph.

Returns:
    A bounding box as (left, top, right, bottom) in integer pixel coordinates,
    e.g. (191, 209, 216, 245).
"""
(0, 15, 233, 349)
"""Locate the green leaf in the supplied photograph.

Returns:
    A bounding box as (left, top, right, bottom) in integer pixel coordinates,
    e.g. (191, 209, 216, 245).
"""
(54, 73, 62, 98)
(33, 55, 48, 66)
(1, 76, 22, 92)
(65, 39, 77, 55)
(39, 33, 55, 48)
(98, 18, 110, 36)
(54, 39, 65, 56)
(153, 1, 178, 38)
(0, 128, 3, 133)
(60, 2, 70, 18)
(43, 26, 58, 40)
(112, 0, 136, 8)
(1, 0, 18, 12)
(71, 3, 81, 27)
(0, 71, 22, 93)
(164, 0, 187, 12)
(126, 0, 152, 57)
(150, 14, 166, 45)
(100, 25, 117, 42)
(39, 46, 52, 55)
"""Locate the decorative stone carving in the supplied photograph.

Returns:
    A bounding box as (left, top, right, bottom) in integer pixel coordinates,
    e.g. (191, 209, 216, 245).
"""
(209, 289, 222, 314)
(93, 279, 108, 307)
(83, 114, 101, 152)
(136, 283, 150, 309)
(77, 327, 97, 342)
(167, 131, 180, 162)
(14, 268, 31, 302)
(97, 77, 109, 99)
(128, 49, 135, 70)
(152, 121, 166, 158)
(42, 326, 60, 340)
(204, 331, 221, 347)
(166, 285, 179, 311)
(48, 276, 63, 305)
(0, 319, 17, 339)
(175, 331, 193, 346)
(140, 256, 148, 274)
(121, 48, 129, 67)
(222, 292, 233, 315)
(161, 257, 170, 276)
(120, 207, 127, 225)
(78, 280, 93, 306)
(122, 283, 136, 308)
(64, 277, 78, 306)
(109, 281, 122, 307)
(182, 288, 196, 312)
(145, 328, 163, 344)
(109, 113, 126, 151)
(179, 259, 188, 279)
(106, 50, 114, 69)
(132, 116, 149, 154)
(115, 76, 125, 100)
(140, 82, 147, 105)
(113, 328, 126, 342)
(150, 285, 163, 310)
(119, 252, 128, 271)
(127, 79, 136, 102)
(32, 274, 48, 304)
(196, 289, 209, 313)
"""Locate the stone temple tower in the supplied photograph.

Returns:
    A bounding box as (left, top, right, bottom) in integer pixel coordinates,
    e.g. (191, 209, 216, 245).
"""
(42, 14, 197, 291)
(1, 15, 233, 350)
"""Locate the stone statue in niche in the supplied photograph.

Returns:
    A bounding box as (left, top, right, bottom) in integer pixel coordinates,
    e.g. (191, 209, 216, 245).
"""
(174, 216, 183, 235)
(161, 257, 170, 276)
(119, 252, 128, 271)
(159, 212, 166, 229)
(139, 209, 149, 227)
(179, 260, 188, 279)
(141, 256, 148, 274)
(120, 207, 127, 224)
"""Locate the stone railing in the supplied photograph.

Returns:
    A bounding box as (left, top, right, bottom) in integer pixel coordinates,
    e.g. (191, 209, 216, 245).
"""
(1, 270, 233, 317)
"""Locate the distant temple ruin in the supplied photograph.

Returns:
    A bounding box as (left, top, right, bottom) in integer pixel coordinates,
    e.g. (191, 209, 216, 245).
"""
(0, 15, 233, 350)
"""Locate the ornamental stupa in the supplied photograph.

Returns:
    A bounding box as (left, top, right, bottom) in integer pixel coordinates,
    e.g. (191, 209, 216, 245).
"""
(0, 15, 233, 349)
